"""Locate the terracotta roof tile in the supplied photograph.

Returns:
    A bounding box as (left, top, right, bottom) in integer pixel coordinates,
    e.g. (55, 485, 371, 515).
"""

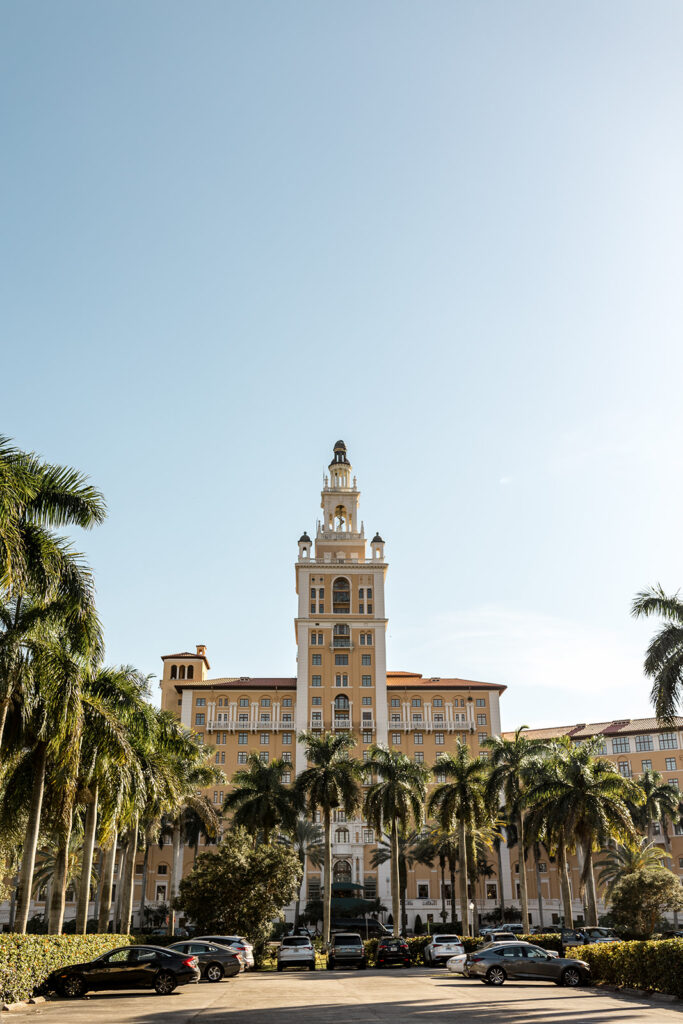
(503, 717, 683, 741)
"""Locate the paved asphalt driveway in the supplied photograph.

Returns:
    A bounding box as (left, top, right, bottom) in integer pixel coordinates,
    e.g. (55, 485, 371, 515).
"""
(10, 968, 681, 1024)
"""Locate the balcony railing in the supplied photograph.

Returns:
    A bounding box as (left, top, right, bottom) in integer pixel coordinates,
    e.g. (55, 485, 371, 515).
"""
(387, 718, 476, 733)
(206, 718, 294, 733)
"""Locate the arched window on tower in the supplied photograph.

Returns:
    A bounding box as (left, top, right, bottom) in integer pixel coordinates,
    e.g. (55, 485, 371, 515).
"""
(179, 665, 186, 680)
(170, 665, 177, 680)
(335, 828, 350, 844)
(333, 577, 350, 614)
(334, 693, 350, 726)
(333, 623, 350, 648)
(187, 665, 194, 680)
(334, 505, 347, 530)
(333, 859, 352, 882)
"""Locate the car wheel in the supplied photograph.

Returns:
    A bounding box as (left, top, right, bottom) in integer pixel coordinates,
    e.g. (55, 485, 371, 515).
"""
(62, 975, 85, 999)
(276, 963, 283, 972)
(486, 966, 506, 986)
(154, 971, 177, 995)
(206, 963, 224, 983)
(358, 961, 367, 970)
(309, 960, 316, 971)
(562, 967, 581, 987)
(326, 959, 334, 971)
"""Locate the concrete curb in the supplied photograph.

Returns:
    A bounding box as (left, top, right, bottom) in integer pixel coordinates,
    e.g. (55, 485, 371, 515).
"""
(595, 982, 681, 1003)
(1, 995, 47, 1012)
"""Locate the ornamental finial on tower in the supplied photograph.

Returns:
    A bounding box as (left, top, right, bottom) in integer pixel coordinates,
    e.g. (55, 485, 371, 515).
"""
(330, 440, 350, 466)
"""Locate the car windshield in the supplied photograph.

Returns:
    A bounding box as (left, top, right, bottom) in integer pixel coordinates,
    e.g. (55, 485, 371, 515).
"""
(282, 938, 310, 946)
(434, 936, 460, 943)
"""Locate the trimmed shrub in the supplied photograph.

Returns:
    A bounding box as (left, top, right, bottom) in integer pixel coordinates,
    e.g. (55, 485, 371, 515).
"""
(573, 939, 683, 998)
(0, 934, 131, 1005)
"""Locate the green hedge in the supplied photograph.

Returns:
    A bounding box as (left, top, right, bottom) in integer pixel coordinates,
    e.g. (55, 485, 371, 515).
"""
(0, 934, 131, 1004)
(573, 939, 683, 998)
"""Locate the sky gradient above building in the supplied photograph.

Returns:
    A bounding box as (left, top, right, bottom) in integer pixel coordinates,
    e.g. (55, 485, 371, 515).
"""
(3, 2, 683, 727)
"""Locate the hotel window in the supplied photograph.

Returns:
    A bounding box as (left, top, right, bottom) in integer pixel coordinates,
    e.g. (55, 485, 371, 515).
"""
(594, 739, 607, 754)
(238, 751, 247, 764)
(636, 735, 654, 751)
(412, 698, 422, 707)
(335, 674, 348, 687)
(335, 654, 349, 666)
(239, 697, 249, 707)
(307, 879, 321, 900)
(311, 632, 323, 645)
(336, 828, 350, 843)
(282, 733, 292, 744)
(259, 752, 269, 763)
(362, 731, 372, 743)
(196, 697, 206, 707)
(363, 750, 370, 761)
(435, 771, 446, 783)
(478, 732, 488, 744)
(283, 772, 291, 784)
(412, 713, 423, 723)
(417, 883, 429, 899)
(414, 733, 423, 744)
(434, 714, 444, 723)
(335, 810, 346, 822)
(195, 713, 205, 726)
(652, 822, 661, 834)
(362, 675, 372, 687)
(282, 752, 292, 762)
(480, 750, 489, 760)
(312, 675, 322, 686)
(310, 588, 316, 599)
(659, 733, 678, 750)
(261, 697, 270, 707)
(391, 714, 400, 723)
(218, 698, 223, 707)
(238, 713, 248, 723)
(641, 759, 653, 772)
(669, 778, 679, 788)
(312, 696, 322, 705)
(665, 757, 677, 771)
(312, 654, 322, 666)
(618, 761, 632, 777)
(361, 654, 371, 666)
(282, 714, 292, 723)
(477, 714, 487, 726)
(414, 751, 424, 763)
(392, 733, 402, 745)
(238, 732, 248, 744)
(362, 696, 372, 706)
(435, 732, 445, 745)
(283, 698, 292, 707)
(363, 829, 375, 844)
(476, 698, 486, 707)
(213, 791, 218, 804)
(333, 577, 350, 614)
(612, 737, 630, 754)
(433, 698, 443, 707)
(391, 698, 400, 707)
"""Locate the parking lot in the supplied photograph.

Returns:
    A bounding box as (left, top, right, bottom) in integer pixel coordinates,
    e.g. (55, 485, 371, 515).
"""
(9, 969, 681, 1024)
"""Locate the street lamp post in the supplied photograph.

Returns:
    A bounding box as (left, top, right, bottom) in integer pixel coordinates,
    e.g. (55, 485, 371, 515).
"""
(469, 901, 475, 937)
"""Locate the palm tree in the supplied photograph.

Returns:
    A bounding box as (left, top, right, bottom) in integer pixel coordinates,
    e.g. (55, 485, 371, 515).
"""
(484, 727, 550, 933)
(279, 816, 324, 929)
(632, 585, 683, 723)
(416, 826, 459, 926)
(428, 742, 488, 937)
(630, 769, 681, 846)
(370, 829, 433, 934)
(223, 753, 299, 844)
(363, 746, 430, 938)
(296, 731, 361, 944)
(596, 839, 671, 898)
(525, 736, 642, 926)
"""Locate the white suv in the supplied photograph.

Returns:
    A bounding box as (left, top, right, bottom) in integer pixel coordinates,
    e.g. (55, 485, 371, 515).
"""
(424, 934, 465, 966)
(277, 935, 316, 971)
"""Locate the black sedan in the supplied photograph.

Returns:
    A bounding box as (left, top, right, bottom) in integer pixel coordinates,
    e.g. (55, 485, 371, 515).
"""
(376, 937, 411, 968)
(47, 945, 201, 997)
(168, 940, 241, 982)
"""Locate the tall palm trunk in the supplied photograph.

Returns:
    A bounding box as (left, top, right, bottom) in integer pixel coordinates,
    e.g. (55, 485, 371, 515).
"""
(583, 845, 598, 927)
(533, 848, 545, 931)
(439, 855, 447, 924)
(294, 851, 305, 928)
(49, 802, 74, 934)
(138, 841, 151, 932)
(167, 824, 182, 936)
(557, 836, 573, 929)
(15, 742, 47, 934)
(390, 823, 400, 937)
(97, 831, 117, 933)
(517, 813, 530, 933)
(495, 841, 506, 925)
(119, 824, 138, 935)
(458, 817, 469, 936)
(323, 807, 332, 945)
(449, 856, 457, 926)
(76, 785, 98, 933)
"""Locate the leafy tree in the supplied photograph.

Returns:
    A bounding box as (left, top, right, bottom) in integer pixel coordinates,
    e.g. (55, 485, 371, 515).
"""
(223, 753, 299, 843)
(296, 731, 361, 944)
(429, 742, 488, 937)
(596, 839, 672, 898)
(363, 746, 430, 937)
(484, 727, 550, 933)
(175, 826, 301, 961)
(632, 585, 683, 723)
(609, 866, 683, 938)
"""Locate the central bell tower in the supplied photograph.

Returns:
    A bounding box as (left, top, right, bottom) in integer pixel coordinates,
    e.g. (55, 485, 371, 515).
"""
(294, 441, 389, 774)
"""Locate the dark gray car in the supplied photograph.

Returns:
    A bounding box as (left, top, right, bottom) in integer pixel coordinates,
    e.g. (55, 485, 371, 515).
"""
(466, 942, 590, 987)
(168, 941, 241, 982)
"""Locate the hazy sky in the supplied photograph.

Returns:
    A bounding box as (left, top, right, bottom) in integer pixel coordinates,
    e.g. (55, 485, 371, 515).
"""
(4, 2, 683, 729)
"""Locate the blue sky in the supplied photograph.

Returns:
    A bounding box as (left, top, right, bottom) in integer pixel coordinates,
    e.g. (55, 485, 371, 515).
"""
(3, 2, 683, 728)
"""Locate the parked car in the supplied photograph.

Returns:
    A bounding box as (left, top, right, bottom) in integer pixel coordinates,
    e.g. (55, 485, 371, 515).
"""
(376, 937, 411, 968)
(446, 953, 468, 975)
(277, 936, 316, 972)
(466, 941, 590, 987)
(581, 927, 619, 944)
(326, 933, 367, 970)
(423, 934, 465, 966)
(195, 935, 255, 970)
(168, 940, 241, 982)
(46, 945, 200, 997)
(482, 931, 519, 943)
